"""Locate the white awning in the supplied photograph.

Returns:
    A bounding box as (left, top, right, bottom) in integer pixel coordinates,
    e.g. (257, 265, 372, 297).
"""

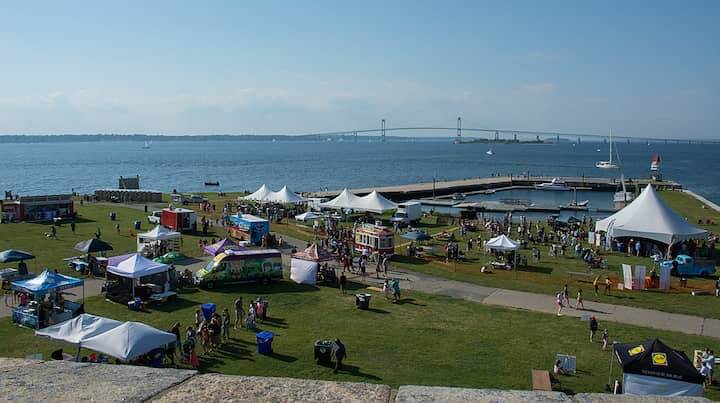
(265, 186, 307, 204)
(595, 185, 707, 245)
(107, 253, 169, 279)
(137, 225, 181, 241)
(295, 211, 321, 221)
(242, 184, 271, 201)
(485, 234, 519, 251)
(36, 314, 122, 345)
(320, 189, 397, 213)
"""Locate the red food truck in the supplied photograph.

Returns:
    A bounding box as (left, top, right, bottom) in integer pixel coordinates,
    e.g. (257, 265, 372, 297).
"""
(161, 207, 196, 232)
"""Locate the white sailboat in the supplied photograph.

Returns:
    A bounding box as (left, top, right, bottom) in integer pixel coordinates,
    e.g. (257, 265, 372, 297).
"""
(486, 149, 494, 155)
(613, 174, 634, 207)
(596, 130, 618, 169)
(142, 141, 150, 149)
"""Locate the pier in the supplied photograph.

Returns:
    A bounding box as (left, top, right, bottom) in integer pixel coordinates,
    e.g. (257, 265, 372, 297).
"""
(311, 175, 681, 201)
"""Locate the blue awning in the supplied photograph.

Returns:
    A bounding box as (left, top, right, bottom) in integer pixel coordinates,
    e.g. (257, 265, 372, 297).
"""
(12, 269, 84, 294)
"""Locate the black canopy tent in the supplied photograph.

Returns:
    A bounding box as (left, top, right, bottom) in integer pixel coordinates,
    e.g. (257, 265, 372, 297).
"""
(614, 338, 704, 396)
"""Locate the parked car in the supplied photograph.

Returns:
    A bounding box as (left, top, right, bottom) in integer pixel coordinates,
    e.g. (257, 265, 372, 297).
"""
(147, 211, 162, 224)
(661, 254, 716, 277)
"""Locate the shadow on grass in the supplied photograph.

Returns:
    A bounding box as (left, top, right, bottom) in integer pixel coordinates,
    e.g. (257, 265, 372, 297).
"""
(391, 255, 431, 266)
(269, 352, 298, 363)
(148, 296, 200, 313)
(517, 265, 553, 275)
(259, 317, 288, 329)
(340, 364, 383, 381)
(175, 257, 204, 266)
(202, 281, 321, 295)
(363, 308, 390, 314)
(394, 298, 425, 306)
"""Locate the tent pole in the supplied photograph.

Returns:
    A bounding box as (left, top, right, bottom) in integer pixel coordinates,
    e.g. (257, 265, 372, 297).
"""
(608, 346, 614, 389)
(76, 343, 81, 362)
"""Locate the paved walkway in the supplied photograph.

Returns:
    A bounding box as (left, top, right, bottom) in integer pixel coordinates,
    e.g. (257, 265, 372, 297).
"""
(278, 233, 720, 339)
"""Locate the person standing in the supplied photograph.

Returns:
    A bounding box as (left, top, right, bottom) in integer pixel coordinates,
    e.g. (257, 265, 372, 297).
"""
(562, 284, 571, 308)
(167, 322, 181, 367)
(589, 316, 598, 342)
(339, 272, 347, 295)
(576, 289, 585, 310)
(70, 222, 76, 233)
(602, 329, 609, 350)
(593, 276, 600, 296)
(555, 292, 564, 316)
(234, 297, 244, 329)
(332, 338, 346, 374)
(222, 308, 231, 341)
(703, 349, 715, 386)
(715, 278, 720, 297)
(604, 277, 612, 296)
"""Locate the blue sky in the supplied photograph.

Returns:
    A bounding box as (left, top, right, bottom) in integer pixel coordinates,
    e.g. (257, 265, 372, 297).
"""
(0, 1, 717, 138)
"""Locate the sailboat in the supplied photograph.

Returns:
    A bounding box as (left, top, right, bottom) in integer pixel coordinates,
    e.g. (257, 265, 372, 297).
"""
(595, 130, 618, 169)
(613, 174, 634, 207)
(650, 154, 661, 171)
(142, 141, 150, 149)
(486, 149, 494, 155)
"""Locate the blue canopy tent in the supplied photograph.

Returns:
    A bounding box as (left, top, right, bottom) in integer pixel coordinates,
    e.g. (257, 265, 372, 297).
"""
(11, 270, 85, 329)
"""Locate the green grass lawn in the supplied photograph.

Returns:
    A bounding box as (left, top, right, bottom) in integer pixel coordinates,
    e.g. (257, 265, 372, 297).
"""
(0, 279, 718, 399)
(271, 190, 720, 319)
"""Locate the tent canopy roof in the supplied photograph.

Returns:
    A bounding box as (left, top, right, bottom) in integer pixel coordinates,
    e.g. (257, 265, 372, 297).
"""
(35, 314, 122, 345)
(264, 186, 307, 204)
(614, 338, 704, 384)
(295, 211, 321, 221)
(242, 184, 271, 201)
(138, 225, 181, 241)
(595, 186, 707, 245)
(320, 189, 397, 213)
(292, 244, 334, 262)
(485, 235, 519, 251)
(0, 249, 35, 263)
(12, 269, 84, 294)
(107, 253, 169, 278)
(74, 238, 113, 253)
(203, 238, 242, 256)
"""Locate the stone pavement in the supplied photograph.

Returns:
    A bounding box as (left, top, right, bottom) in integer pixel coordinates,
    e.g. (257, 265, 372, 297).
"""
(277, 233, 720, 340)
(0, 358, 710, 402)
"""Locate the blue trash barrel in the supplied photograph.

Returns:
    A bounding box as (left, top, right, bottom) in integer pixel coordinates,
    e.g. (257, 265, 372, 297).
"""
(201, 303, 216, 321)
(134, 220, 141, 230)
(256, 331, 274, 355)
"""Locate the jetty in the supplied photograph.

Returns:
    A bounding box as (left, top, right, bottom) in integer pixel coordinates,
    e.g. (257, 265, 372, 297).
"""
(311, 175, 681, 201)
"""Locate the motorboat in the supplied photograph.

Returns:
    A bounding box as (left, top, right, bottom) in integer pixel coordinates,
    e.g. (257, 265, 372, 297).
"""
(204, 181, 220, 186)
(534, 178, 570, 191)
(561, 188, 589, 208)
(650, 154, 661, 171)
(596, 130, 619, 169)
(451, 193, 466, 201)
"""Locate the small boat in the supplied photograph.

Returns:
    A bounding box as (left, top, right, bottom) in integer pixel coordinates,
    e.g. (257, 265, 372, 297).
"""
(534, 178, 570, 191)
(613, 174, 634, 208)
(596, 130, 619, 169)
(486, 149, 494, 155)
(595, 148, 601, 152)
(142, 141, 150, 149)
(204, 181, 220, 186)
(451, 193, 466, 201)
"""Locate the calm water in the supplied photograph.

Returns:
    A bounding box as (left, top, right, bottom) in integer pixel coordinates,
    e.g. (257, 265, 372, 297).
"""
(2, 140, 719, 203)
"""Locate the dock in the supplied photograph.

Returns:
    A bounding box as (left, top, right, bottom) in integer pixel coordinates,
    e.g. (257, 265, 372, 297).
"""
(311, 175, 681, 201)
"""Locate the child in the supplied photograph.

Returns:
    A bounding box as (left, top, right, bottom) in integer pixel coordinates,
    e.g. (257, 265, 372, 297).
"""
(556, 292, 564, 316)
(576, 288, 585, 310)
(602, 329, 609, 350)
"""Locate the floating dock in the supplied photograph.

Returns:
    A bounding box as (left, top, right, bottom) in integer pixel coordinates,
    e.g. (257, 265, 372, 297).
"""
(311, 176, 681, 202)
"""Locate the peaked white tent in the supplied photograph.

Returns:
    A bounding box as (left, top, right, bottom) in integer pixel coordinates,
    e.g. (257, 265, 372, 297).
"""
(36, 314, 176, 361)
(242, 184, 271, 201)
(320, 189, 363, 210)
(108, 253, 169, 278)
(137, 225, 181, 252)
(485, 234, 520, 251)
(265, 186, 307, 204)
(295, 211, 321, 221)
(36, 314, 122, 345)
(595, 185, 707, 246)
(356, 191, 398, 213)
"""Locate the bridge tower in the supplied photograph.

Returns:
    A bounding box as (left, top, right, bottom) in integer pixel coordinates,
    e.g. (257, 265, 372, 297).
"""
(513, 133, 517, 142)
(556, 135, 560, 143)
(577, 136, 581, 144)
(354, 130, 357, 142)
(456, 117, 462, 141)
(494, 131, 499, 141)
(381, 119, 386, 142)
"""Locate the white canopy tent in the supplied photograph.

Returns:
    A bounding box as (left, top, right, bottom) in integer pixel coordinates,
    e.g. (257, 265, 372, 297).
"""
(36, 314, 177, 361)
(320, 189, 397, 213)
(242, 184, 271, 201)
(265, 186, 307, 204)
(595, 185, 708, 246)
(485, 234, 520, 251)
(108, 253, 169, 278)
(295, 211, 321, 222)
(137, 225, 181, 252)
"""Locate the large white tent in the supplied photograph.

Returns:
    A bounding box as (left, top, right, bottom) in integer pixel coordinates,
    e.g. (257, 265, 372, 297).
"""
(595, 185, 707, 246)
(137, 225, 181, 252)
(485, 234, 520, 251)
(108, 253, 169, 278)
(265, 186, 307, 204)
(320, 189, 397, 213)
(36, 314, 177, 361)
(295, 211, 322, 222)
(242, 184, 271, 201)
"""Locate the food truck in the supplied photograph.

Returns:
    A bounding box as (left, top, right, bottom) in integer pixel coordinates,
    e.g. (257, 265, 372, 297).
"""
(194, 249, 283, 288)
(354, 223, 395, 255)
(227, 214, 270, 245)
(161, 207, 196, 232)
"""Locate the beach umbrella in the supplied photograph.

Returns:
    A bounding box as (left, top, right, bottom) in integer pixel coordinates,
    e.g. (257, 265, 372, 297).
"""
(0, 249, 35, 263)
(74, 239, 113, 254)
(401, 231, 432, 242)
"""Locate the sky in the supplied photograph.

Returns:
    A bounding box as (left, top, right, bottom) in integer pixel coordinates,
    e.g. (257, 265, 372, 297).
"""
(0, 1, 718, 138)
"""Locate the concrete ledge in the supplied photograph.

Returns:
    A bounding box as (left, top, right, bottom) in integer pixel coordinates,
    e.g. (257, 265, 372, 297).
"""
(153, 374, 392, 403)
(395, 386, 570, 402)
(0, 360, 195, 402)
(0, 357, 43, 371)
(572, 393, 710, 402)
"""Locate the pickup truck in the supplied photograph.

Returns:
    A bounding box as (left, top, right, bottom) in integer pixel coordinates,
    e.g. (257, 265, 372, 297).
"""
(660, 254, 716, 277)
(147, 211, 162, 224)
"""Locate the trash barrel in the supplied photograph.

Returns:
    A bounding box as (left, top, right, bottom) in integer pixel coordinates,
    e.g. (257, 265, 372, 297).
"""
(355, 293, 372, 310)
(256, 331, 274, 355)
(314, 339, 334, 365)
(134, 220, 141, 230)
(110, 212, 116, 221)
(201, 303, 216, 321)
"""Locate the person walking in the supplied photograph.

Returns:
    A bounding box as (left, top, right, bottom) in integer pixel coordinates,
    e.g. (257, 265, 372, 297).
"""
(602, 329, 609, 350)
(332, 338, 346, 374)
(604, 277, 612, 296)
(234, 297, 244, 329)
(555, 291, 564, 316)
(589, 316, 598, 342)
(576, 288, 585, 310)
(339, 272, 347, 295)
(593, 276, 600, 296)
(562, 284, 571, 308)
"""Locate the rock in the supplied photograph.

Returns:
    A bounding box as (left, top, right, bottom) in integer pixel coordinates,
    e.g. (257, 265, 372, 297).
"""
(395, 386, 570, 402)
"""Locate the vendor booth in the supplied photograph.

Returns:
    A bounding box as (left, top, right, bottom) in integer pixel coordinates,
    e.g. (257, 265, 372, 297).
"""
(485, 234, 520, 270)
(354, 223, 394, 255)
(227, 214, 270, 245)
(203, 238, 242, 256)
(614, 338, 704, 396)
(291, 244, 335, 286)
(36, 314, 177, 363)
(11, 270, 84, 329)
(161, 207, 196, 232)
(320, 189, 397, 214)
(137, 225, 181, 256)
(294, 211, 321, 222)
(105, 253, 176, 304)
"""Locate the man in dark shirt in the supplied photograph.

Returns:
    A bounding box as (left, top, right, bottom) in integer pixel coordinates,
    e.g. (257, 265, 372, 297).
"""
(333, 338, 346, 374)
